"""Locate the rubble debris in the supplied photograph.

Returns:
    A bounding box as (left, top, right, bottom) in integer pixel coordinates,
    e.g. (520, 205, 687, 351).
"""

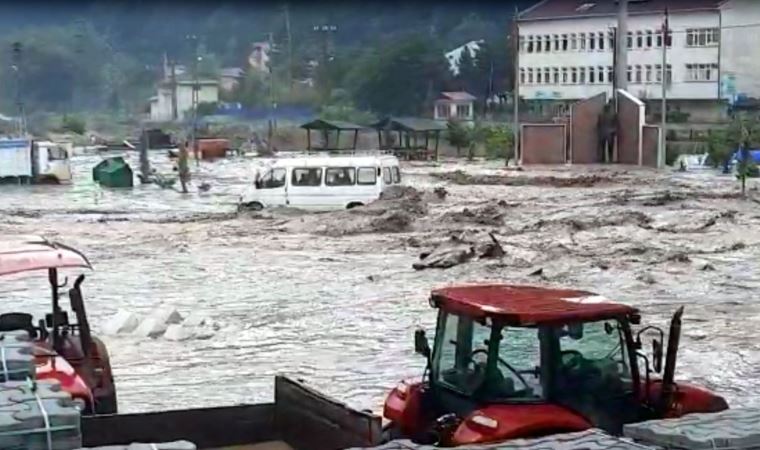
(444, 203, 507, 227)
(528, 267, 544, 277)
(700, 263, 716, 271)
(432, 170, 613, 188)
(637, 273, 657, 285)
(666, 252, 691, 263)
(413, 232, 504, 270)
(433, 187, 448, 200)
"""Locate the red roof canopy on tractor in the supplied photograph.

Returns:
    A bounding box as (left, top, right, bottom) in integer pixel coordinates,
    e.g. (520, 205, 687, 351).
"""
(430, 284, 637, 326)
(0, 236, 91, 276)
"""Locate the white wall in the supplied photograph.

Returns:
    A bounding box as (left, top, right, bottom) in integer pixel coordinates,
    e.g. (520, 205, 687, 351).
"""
(720, 0, 760, 100)
(518, 11, 721, 101)
(150, 83, 220, 121)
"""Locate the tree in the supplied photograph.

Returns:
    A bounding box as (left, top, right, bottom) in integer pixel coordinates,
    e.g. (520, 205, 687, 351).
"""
(446, 120, 470, 156)
(347, 34, 449, 116)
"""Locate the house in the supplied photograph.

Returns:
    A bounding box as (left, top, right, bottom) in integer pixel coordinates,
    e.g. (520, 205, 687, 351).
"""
(434, 91, 476, 122)
(220, 67, 245, 92)
(149, 79, 220, 122)
(517, 0, 760, 121)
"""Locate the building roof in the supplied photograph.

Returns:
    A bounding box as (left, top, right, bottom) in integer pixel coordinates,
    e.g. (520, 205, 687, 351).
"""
(430, 284, 637, 326)
(300, 119, 365, 130)
(519, 0, 722, 21)
(439, 91, 477, 102)
(372, 117, 447, 132)
(221, 67, 245, 78)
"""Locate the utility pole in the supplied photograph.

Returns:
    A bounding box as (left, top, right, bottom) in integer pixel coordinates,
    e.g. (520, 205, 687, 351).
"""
(313, 24, 337, 103)
(170, 58, 178, 121)
(284, 3, 293, 91)
(511, 7, 520, 166)
(11, 41, 26, 137)
(267, 32, 277, 151)
(616, 0, 629, 94)
(186, 34, 200, 167)
(659, 8, 669, 169)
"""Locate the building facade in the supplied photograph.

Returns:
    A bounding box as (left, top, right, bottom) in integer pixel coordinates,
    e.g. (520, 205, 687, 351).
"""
(434, 91, 476, 122)
(517, 0, 756, 121)
(149, 80, 220, 122)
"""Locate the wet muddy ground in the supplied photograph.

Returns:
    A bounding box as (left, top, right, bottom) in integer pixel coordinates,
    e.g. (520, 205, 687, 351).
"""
(1, 151, 759, 413)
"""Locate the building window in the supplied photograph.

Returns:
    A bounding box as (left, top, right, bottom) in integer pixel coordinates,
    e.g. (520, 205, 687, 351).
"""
(627, 31, 633, 49)
(589, 33, 596, 50)
(656, 31, 662, 48)
(571, 33, 578, 50)
(519, 36, 526, 53)
(608, 31, 615, 50)
(636, 31, 643, 48)
(561, 67, 568, 83)
(598, 32, 605, 50)
(562, 34, 568, 51)
(598, 66, 605, 83)
(527, 35, 534, 53)
(607, 66, 614, 83)
(665, 29, 672, 47)
(655, 64, 662, 83)
(520, 68, 526, 85)
(666, 64, 673, 84)
(553, 34, 560, 51)
(579, 66, 586, 84)
(686, 63, 719, 82)
(645, 65, 652, 83)
(527, 68, 534, 84)
(553, 67, 560, 84)
(627, 65, 632, 83)
(544, 34, 551, 51)
(635, 65, 642, 83)
(571, 67, 578, 83)
(456, 104, 471, 117)
(589, 66, 596, 84)
(580, 33, 586, 50)
(535, 35, 542, 53)
(436, 104, 449, 118)
(646, 30, 653, 48)
(687, 28, 720, 47)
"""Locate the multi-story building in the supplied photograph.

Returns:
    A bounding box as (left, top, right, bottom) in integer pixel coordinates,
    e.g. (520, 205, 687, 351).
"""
(517, 0, 760, 121)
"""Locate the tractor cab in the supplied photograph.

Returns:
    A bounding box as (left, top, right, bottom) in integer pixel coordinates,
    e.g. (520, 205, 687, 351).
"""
(383, 285, 728, 446)
(0, 236, 117, 415)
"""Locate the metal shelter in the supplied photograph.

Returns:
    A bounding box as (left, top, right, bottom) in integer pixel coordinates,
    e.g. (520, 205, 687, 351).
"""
(300, 119, 365, 151)
(371, 117, 445, 160)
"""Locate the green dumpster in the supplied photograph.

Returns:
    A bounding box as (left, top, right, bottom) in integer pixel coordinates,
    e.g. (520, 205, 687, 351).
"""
(92, 156, 134, 188)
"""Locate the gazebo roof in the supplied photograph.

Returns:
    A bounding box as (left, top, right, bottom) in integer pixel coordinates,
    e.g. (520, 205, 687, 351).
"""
(371, 117, 446, 132)
(300, 119, 366, 131)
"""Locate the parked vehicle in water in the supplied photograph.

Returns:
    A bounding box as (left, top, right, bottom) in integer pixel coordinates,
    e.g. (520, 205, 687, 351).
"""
(238, 152, 402, 211)
(0, 236, 117, 414)
(382, 284, 728, 446)
(0, 138, 72, 184)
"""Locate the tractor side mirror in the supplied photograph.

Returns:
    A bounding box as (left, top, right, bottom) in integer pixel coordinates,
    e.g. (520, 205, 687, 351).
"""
(414, 329, 431, 358)
(652, 339, 663, 373)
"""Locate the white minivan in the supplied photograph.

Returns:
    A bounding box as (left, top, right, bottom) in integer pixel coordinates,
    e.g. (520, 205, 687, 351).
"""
(238, 153, 402, 211)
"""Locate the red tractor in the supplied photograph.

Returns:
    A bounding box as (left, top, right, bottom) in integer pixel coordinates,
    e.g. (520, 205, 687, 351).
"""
(383, 284, 728, 446)
(0, 236, 117, 415)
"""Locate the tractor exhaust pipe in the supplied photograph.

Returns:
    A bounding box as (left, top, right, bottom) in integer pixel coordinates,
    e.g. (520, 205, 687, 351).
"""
(659, 306, 684, 414)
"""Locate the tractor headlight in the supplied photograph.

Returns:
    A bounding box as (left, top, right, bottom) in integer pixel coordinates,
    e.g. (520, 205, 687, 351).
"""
(72, 398, 87, 412)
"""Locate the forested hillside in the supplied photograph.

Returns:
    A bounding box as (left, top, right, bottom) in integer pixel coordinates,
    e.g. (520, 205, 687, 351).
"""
(0, 1, 533, 117)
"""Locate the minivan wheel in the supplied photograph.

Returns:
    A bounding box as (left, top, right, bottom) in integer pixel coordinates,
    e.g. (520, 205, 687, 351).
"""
(240, 201, 264, 212)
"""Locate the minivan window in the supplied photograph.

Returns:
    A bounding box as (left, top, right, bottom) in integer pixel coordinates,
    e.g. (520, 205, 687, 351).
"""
(392, 167, 401, 184)
(357, 167, 377, 185)
(325, 167, 356, 186)
(48, 146, 68, 161)
(257, 168, 286, 189)
(383, 167, 392, 184)
(292, 168, 322, 187)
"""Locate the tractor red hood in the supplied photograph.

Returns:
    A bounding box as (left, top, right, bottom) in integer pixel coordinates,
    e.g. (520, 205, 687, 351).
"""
(34, 348, 92, 403)
(452, 404, 591, 445)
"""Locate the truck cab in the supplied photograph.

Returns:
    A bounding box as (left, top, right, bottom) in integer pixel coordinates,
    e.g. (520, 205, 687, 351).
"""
(34, 140, 73, 184)
(383, 285, 728, 446)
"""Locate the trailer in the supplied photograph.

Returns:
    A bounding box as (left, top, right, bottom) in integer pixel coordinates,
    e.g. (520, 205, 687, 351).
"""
(82, 376, 383, 450)
(0, 137, 72, 184)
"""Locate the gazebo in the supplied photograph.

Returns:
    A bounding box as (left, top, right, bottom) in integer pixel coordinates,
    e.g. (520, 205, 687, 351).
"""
(300, 119, 365, 151)
(371, 117, 446, 160)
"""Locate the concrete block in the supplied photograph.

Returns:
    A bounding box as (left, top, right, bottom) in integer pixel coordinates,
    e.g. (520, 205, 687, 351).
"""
(133, 317, 167, 339)
(182, 312, 207, 327)
(102, 310, 140, 335)
(147, 307, 183, 326)
(163, 325, 192, 342)
(624, 407, 760, 450)
(0, 330, 36, 382)
(348, 429, 657, 450)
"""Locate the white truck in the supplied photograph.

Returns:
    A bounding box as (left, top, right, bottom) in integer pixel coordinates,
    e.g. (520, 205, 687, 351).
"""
(0, 138, 72, 184)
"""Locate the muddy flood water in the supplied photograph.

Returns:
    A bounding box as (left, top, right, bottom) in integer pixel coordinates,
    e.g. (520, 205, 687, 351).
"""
(2, 151, 760, 414)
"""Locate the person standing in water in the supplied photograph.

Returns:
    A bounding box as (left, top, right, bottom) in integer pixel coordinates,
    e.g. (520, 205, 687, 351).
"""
(178, 141, 190, 193)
